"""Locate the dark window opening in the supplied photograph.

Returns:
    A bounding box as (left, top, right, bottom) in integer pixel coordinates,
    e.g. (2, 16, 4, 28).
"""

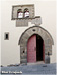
(6, 34, 8, 39)
(36, 34, 43, 61)
(5, 33, 9, 40)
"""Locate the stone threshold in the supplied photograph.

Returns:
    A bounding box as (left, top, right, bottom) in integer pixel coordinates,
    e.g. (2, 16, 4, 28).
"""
(27, 61, 45, 65)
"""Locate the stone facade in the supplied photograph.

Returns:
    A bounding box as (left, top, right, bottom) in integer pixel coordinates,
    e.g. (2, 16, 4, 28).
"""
(19, 26, 54, 64)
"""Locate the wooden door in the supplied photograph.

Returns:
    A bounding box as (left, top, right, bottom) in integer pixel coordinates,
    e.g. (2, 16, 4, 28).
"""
(27, 35, 36, 62)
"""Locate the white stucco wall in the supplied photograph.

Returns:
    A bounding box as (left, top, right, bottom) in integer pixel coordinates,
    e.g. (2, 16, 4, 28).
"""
(1, 0, 56, 66)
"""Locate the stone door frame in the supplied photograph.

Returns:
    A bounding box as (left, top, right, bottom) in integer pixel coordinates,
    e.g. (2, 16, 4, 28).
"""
(18, 26, 54, 64)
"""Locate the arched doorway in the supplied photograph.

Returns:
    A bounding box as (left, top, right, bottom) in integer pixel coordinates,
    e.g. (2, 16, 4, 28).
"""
(19, 26, 54, 64)
(27, 34, 45, 63)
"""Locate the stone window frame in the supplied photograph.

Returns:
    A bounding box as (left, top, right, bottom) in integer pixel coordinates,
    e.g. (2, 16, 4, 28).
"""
(4, 32, 9, 40)
(11, 4, 34, 20)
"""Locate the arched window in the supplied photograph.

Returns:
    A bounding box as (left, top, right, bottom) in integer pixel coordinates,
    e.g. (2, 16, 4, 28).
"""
(17, 9, 23, 18)
(24, 8, 29, 18)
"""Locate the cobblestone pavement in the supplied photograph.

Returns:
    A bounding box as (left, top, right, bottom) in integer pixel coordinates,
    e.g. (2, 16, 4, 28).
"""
(0, 63, 57, 75)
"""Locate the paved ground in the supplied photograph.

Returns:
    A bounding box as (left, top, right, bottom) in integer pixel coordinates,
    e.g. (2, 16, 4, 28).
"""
(0, 63, 57, 75)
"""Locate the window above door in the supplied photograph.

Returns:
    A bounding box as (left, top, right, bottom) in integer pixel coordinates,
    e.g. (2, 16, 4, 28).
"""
(12, 4, 34, 20)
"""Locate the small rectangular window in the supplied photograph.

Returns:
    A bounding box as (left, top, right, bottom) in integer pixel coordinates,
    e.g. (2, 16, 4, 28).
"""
(4, 32, 9, 40)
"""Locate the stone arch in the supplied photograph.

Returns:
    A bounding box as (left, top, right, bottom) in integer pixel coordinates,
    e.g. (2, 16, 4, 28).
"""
(18, 26, 54, 64)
